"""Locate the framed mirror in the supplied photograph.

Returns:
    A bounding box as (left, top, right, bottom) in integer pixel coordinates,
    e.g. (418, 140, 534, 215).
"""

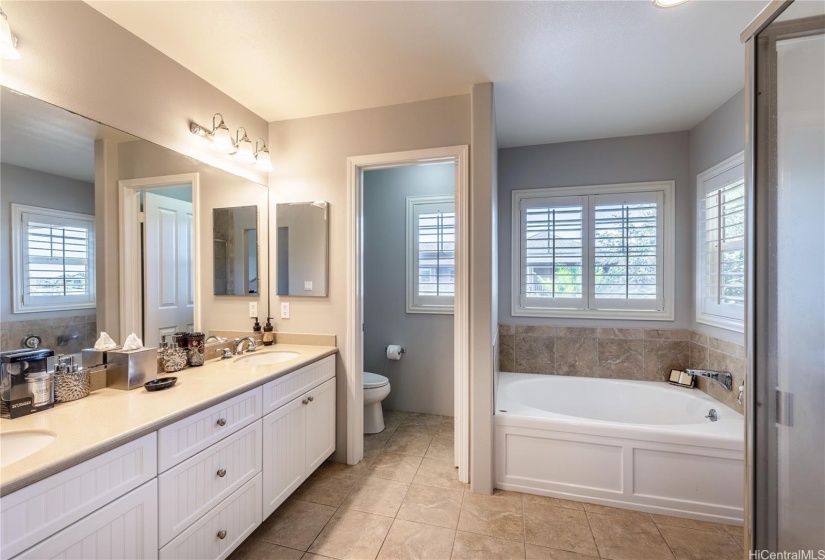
(213, 206, 260, 296)
(276, 202, 329, 297)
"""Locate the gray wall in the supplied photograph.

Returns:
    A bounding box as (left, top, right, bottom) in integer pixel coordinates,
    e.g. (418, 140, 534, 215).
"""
(363, 164, 455, 416)
(1, 163, 96, 323)
(498, 131, 692, 329)
(689, 89, 745, 344)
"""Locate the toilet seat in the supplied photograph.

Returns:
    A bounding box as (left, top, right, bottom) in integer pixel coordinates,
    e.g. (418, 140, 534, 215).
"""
(364, 372, 389, 389)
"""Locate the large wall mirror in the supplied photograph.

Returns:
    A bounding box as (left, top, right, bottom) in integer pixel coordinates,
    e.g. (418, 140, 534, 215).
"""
(0, 86, 269, 352)
(276, 202, 329, 297)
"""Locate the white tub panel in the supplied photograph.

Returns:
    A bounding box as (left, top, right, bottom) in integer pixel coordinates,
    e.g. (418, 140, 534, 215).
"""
(633, 448, 743, 508)
(504, 432, 623, 492)
(495, 372, 745, 524)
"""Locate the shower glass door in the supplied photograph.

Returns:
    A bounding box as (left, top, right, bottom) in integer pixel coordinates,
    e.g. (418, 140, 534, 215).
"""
(755, 3, 825, 551)
(775, 30, 825, 551)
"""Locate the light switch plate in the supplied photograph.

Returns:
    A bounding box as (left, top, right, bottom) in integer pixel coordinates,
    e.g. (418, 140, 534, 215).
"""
(280, 302, 290, 319)
(249, 302, 258, 318)
(304, 281, 313, 291)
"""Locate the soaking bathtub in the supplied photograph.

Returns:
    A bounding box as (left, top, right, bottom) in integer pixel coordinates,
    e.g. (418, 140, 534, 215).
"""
(495, 372, 744, 524)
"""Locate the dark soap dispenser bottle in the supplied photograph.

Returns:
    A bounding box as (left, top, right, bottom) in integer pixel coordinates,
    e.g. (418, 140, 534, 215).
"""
(263, 317, 275, 346)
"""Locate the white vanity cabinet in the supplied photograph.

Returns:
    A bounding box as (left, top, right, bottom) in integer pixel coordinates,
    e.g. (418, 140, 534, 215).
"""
(1, 353, 337, 560)
(262, 356, 336, 517)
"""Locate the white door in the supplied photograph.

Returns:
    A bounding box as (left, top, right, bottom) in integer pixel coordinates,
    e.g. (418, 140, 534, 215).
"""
(143, 192, 194, 347)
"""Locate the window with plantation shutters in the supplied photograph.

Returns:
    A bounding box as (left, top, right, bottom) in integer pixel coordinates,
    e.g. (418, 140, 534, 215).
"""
(407, 195, 455, 314)
(696, 153, 745, 331)
(12, 204, 96, 313)
(512, 182, 674, 320)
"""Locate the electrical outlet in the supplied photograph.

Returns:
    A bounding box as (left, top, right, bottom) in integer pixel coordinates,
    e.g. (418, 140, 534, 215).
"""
(248, 302, 258, 318)
(304, 281, 313, 292)
(280, 302, 290, 319)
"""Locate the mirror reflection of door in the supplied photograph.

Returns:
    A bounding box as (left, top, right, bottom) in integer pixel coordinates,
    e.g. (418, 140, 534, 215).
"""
(142, 189, 194, 347)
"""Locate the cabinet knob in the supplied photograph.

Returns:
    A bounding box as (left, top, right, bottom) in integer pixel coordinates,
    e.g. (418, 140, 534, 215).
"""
(217, 530, 227, 540)
(217, 468, 227, 478)
(307, 396, 314, 402)
(216, 418, 227, 427)
(302, 399, 308, 405)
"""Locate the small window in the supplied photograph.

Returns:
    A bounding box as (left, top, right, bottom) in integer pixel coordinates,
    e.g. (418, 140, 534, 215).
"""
(696, 152, 745, 332)
(407, 195, 455, 314)
(12, 204, 96, 313)
(512, 181, 674, 320)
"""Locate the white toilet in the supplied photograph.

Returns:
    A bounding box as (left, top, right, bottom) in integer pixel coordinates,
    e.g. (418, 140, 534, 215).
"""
(363, 372, 391, 434)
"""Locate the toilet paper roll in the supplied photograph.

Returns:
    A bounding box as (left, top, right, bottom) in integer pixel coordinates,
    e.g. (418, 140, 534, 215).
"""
(386, 345, 404, 360)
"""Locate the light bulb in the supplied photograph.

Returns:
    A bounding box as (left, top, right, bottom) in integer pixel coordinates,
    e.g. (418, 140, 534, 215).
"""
(653, 0, 688, 7)
(254, 146, 275, 173)
(235, 129, 256, 164)
(211, 123, 234, 153)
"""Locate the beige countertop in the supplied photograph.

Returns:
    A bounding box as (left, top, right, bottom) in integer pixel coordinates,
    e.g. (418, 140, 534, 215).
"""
(0, 344, 338, 496)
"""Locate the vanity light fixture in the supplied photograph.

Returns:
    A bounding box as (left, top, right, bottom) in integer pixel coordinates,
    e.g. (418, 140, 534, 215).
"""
(0, 8, 20, 60)
(190, 114, 272, 172)
(653, 0, 688, 7)
(254, 139, 274, 173)
(234, 127, 256, 164)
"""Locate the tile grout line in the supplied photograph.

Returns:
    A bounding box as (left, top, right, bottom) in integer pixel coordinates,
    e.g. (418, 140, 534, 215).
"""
(582, 510, 604, 559)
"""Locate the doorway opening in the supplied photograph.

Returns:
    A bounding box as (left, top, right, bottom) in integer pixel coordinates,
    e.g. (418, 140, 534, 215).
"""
(346, 146, 470, 483)
(119, 173, 200, 346)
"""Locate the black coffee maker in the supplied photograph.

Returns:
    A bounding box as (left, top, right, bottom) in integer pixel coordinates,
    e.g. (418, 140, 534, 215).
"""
(0, 348, 55, 418)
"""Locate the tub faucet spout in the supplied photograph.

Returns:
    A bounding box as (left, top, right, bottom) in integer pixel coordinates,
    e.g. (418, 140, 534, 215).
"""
(686, 369, 733, 391)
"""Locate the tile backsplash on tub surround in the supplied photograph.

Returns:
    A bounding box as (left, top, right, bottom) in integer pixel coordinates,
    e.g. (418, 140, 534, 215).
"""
(0, 314, 97, 354)
(499, 324, 745, 413)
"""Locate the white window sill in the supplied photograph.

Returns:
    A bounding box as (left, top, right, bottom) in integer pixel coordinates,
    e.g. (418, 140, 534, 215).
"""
(696, 313, 744, 333)
(513, 306, 674, 321)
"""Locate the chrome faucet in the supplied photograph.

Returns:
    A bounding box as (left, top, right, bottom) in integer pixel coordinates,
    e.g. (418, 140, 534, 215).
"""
(686, 369, 733, 391)
(233, 337, 258, 355)
(206, 335, 227, 344)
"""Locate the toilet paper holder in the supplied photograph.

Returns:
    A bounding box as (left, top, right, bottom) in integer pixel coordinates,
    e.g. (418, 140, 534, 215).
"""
(385, 345, 405, 360)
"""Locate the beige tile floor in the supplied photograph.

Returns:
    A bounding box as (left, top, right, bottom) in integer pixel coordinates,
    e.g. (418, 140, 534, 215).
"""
(230, 410, 744, 560)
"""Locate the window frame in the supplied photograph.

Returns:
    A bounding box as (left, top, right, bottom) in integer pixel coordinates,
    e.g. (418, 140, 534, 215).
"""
(406, 195, 455, 314)
(695, 151, 746, 333)
(511, 181, 675, 321)
(11, 203, 97, 314)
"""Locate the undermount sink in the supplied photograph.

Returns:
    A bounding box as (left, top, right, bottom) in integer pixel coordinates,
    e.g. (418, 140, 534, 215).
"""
(0, 430, 56, 468)
(235, 351, 300, 366)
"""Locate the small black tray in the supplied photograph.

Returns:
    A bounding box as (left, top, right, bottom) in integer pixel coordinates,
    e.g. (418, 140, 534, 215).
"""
(144, 377, 178, 392)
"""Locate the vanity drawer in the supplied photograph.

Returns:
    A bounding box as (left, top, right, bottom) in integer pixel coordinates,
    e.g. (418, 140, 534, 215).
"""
(158, 420, 262, 547)
(158, 386, 262, 472)
(159, 473, 262, 560)
(12, 480, 158, 560)
(1, 433, 157, 560)
(262, 355, 335, 414)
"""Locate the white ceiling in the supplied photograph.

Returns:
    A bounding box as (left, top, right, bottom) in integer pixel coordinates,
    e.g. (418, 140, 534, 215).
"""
(86, 1, 766, 148)
(1, 88, 136, 183)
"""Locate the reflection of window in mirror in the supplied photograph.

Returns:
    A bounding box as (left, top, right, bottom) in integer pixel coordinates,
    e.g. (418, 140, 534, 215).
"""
(12, 204, 96, 313)
(212, 205, 259, 296)
(275, 202, 329, 297)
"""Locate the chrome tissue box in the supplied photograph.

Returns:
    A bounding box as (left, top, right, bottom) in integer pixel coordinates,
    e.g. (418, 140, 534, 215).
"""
(106, 347, 158, 390)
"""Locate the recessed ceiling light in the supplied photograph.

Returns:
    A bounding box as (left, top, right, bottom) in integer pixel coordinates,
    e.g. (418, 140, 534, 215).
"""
(653, 0, 688, 7)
